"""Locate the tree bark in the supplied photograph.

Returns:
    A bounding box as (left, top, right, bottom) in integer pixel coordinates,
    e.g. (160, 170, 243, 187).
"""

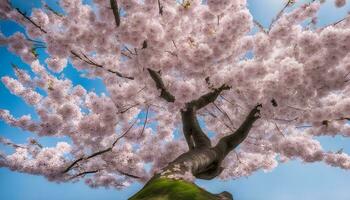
(129, 104, 261, 200)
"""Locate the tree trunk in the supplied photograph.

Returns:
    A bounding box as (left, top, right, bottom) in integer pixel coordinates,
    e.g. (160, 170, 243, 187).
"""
(128, 104, 261, 200)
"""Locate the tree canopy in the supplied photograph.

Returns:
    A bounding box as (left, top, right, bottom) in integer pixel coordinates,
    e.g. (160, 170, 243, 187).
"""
(0, 0, 350, 190)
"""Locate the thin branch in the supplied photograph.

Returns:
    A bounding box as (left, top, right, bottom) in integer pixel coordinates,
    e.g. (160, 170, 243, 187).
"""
(253, 19, 267, 33)
(273, 122, 286, 137)
(287, 105, 307, 111)
(139, 106, 150, 136)
(121, 51, 132, 59)
(70, 50, 134, 80)
(205, 108, 235, 132)
(62, 120, 137, 174)
(219, 95, 238, 108)
(172, 40, 177, 50)
(320, 15, 350, 30)
(295, 125, 312, 129)
(268, 0, 293, 32)
(15, 8, 47, 33)
(117, 103, 140, 114)
(147, 68, 175, 102)
(212, 102, 235, 129)
(165, 51, 177, 57)
(112, 119, 138, 146)
(124, 46, 136, 55)
(44, 3, 63, 17)
(110, 0, 121, 27)
(273, 117, 298, 123)
(116, 169, 141, 179)
(15, 6, 132, 81)
(26, 38, 45, 44)
(69, 170, 100, 180)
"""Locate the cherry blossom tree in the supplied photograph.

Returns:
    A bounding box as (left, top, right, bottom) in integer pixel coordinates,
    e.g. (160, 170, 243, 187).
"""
(0, 0, 350, 199)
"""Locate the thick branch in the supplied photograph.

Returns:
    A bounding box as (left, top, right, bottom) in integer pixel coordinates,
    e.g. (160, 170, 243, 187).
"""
(181, 85, 231, 150)
(181, 107, 211, 150)
(110, 0, 121, 27)
(214, 104, 262, 160)
(147, 68, 175, 102)
(188, 84, 230, 110)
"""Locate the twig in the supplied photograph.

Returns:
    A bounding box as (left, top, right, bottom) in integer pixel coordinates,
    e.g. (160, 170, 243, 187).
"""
(273, 122, 285, 137)
(139, 106, 150, 136)
(121, 51, 132, 59)
(213, 102, 235, 129)
(44, 3, 63, 17)
(320, 15, 350, 31)
(172, 40, 177, 50)
(116, 169, 141, 179)
(124, 46, 136, 55)
(204, 108, 235, 132)
(268, 0, 293, 32)
(117, 103, 140, 114)
(253, 19, 267, 33)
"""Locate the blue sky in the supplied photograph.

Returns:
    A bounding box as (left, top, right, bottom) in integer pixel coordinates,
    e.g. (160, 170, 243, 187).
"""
(1, 0, 350, 200)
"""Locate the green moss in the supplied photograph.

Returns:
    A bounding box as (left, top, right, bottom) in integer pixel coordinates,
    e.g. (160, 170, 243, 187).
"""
(129, 176, 220, 200)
